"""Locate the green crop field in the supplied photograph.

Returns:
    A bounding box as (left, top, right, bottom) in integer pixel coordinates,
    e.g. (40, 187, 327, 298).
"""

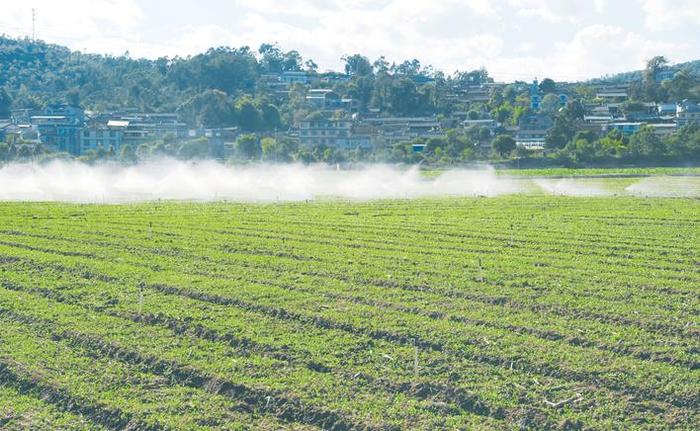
(0, 196, 698, 430)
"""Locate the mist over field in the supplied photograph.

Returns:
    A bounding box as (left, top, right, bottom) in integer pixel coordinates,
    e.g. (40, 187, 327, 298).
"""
(0, 160, 697, 202)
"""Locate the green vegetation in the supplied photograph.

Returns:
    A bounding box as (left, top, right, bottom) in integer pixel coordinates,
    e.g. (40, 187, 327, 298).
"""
(3, 37, 700, 167)
(0, 195, 697, 430)
(495, 166, 700, 177)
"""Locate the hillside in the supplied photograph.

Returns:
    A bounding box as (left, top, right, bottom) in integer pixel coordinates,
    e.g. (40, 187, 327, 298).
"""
(0, 36, 260, 114)
(593, 58, 700, 84)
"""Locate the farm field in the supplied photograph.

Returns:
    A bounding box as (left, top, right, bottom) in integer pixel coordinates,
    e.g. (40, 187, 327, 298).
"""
(422, 166, 700, 179)
(494, 166, 700, 178)
(0, 195, 698, 430)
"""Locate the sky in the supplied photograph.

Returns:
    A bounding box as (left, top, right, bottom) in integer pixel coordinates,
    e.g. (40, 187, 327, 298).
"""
(1, 0, 699, 82)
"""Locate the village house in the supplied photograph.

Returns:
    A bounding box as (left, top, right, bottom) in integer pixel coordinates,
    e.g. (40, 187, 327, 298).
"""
(280, 71, 310, 84)
(363, 116, 442, 146)
(676, 100, 700, 127)
(31, 106, 85, 155)
(298, 118, 372, 149)
(515, 113, 552, 150)
(305, 89, 356, 111)
(607, 122, 644, 135)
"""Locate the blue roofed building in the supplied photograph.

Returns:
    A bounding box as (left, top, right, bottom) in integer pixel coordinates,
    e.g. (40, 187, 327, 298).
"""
(32, 106, 85, 155)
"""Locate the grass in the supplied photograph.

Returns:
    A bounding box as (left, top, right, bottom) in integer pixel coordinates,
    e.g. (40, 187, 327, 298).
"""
(422, 166, 700, 178)
(0, 196, 697, 430)
(493, 166, 700, 177)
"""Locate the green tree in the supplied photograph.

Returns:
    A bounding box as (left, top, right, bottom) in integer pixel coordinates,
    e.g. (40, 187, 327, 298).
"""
(178, 138, 209, 159)
(539, 78, 557, 94)
(177, 89, 235, 127)
(119, 144, 138, 164)
(642, 56, 669, 102)
(546, 114, 575, 150)
(598, 136, 626, 158)
(664, 124, 700, 159)
(540, 94, 561, 116)
(663, 69, 692, 102)
(626, 126, 666, 160)
(492, 134, 516, 158)
(424, 136, 447, 155)
(304, 59, 318, 73)
(493, 103, 513, 124)
(136, 143, 152, 159)
(261, 137, 297, 162)
(0, 143, 10, 162)
(235, 134, 261, 160)
(236, 97, 261, 132)
(342, 54, 373, 76)
(261, 103, 282, 130)
(387, 78, 425, 115)
(0, 88, 13, 118)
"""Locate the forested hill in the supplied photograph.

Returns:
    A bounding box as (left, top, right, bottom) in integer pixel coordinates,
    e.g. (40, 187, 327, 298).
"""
(1, 35, 698, 129)
(593, 59, 700, 84)
(0, 36, 260, 114)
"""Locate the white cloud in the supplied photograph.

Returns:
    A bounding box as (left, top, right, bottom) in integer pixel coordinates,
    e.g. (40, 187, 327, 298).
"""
(509, 0, 607, 23)
(1, 0, 143, 41)
(640, 0, 700, 30)
(0, 0, 697, 81)
(489, 24, 681, 80)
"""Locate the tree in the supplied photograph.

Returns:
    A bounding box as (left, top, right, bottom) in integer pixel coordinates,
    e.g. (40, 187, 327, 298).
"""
(663, 69, 692, 102)
(394, 59, 422, 77)
(177, 90, 235, 127)
(445, 129, 474, 160)
(259, 44, 284, 73)
(622, 100, 646, 117)
(260, 103, 282, 130)
(644, 56, 668, 83)
(342, 54, 373, 76)
(236, 96, 261, 132)
(455, 68, 491, 85)
(566, 138, 605, 164)
(492, 134, 516, 158)
(492, 103, 513, 124)
(182, 46, 258, 94)
(424, 136, 447, 155)
(546, 114, 575, 150)
(304, 59, 318, 73)
(564, 99, 585, 121)
(373, 56, 390, 75)
(626, 126, 665, 160)
(136, 143, 152, 159)
(0, 88, 12, 118)
(387, 78, 421, 115)
(665, 124, 700, 160)
(64, 88, 81, 107)
(261, 137, 277, 162)
(341, 75, 373, 112)
(16, 144, 34, 160)
(539, 78, 557, 94)
(0, 143, 10, 162)
(178, 138, 209, 159)
(642, 56, 669, 102)
(598, 136, 626, 158)
(282, 50, 303, 72)
(235, 134, 261, 160)
(540, 94, 561, 115)
(119, 144, 138, 164)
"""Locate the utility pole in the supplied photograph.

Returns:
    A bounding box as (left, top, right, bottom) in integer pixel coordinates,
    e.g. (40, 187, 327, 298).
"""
(31, 8, 36, 40)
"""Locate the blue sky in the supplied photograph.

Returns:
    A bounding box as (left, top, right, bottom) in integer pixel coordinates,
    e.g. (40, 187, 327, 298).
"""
(2, 0, 699, 81)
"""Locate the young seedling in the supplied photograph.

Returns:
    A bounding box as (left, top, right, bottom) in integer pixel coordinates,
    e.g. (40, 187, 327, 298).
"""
(137, 281, 145, 315)
(413, 341, 419, 379)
